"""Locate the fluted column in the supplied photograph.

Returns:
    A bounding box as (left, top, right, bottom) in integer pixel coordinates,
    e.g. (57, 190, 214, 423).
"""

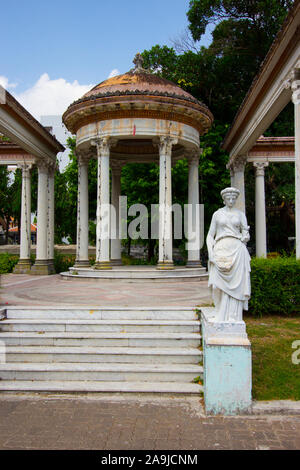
(92, 137, 114, 269)
(186, 153, 202, 267)
(254, 162, 268, 258)
(111, 162, 122, 265)
(47, 163, 55, 273)
(31, 162, 52, 275)
(74, 153, 90, 267)
(230, 157, 246, 213)
(14, 163, 32, 274)
(292, 71, 300, 259)
(157, 136, 177, 269)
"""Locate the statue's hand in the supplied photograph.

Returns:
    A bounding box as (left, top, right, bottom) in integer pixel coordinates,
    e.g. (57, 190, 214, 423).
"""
(241, 234, 249, 244)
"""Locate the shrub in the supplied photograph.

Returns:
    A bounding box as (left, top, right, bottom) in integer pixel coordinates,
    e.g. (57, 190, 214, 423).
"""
(0, 253, 19, 274)
(53, 251, 96, 273)
(53, 251, 76, 273)
(249, 257, 300, 317)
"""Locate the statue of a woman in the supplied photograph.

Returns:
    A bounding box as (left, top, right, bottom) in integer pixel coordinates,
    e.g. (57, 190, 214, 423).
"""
(206, 187, 251, 322)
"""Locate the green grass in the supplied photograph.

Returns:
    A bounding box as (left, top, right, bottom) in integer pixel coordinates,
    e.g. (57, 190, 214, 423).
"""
(245, 315, 300, 401)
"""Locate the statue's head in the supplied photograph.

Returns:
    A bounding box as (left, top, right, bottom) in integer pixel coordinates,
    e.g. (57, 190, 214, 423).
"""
(221, 187, 240, 208)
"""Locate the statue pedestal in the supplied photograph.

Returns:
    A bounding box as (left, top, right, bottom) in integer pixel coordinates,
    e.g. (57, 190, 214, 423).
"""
(201, 307, 252, 415)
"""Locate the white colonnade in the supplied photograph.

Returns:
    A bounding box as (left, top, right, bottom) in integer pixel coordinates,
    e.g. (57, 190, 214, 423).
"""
(292, 70, 300, 259)
(253, 162, 268, 258)
(111, 162, 122, 265)
(13, 163, 32, 273)
(186, 153, 202, 267)
(74, 135, 202, 270)
(157, 136, 177, 269)
(75, 153, 90, 267)
(30, 162, 55, 274)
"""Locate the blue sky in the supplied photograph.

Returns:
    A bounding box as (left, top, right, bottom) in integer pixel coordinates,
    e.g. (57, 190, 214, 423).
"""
(1, 0, 211, 119)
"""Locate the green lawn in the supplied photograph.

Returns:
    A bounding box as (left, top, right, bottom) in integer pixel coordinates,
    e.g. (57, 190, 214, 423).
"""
(245, 316, 300, 401)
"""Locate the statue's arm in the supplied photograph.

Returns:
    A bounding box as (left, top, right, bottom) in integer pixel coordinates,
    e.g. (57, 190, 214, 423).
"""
(240, 212, 250, 244)
(206, 213, 217, 263)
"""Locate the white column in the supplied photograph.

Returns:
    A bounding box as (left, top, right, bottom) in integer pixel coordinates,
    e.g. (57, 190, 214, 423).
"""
(111, 163, 122, 265)
(254, 162, 268, 258)
(231, 158, 246, 213)
(157, 136, 177, 269)
(14, 163, 32, 273)
(186, 153, 202, 267)
(93, 138, 113, 269)
(292, 73, 300, 259)
(32, 162, 50, 274)
(47, 164, 55, 273)
(75, 154, 90, 267)
(230, 167, 235, 187)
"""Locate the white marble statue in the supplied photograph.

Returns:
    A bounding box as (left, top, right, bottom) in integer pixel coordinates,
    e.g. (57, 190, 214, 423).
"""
(206, 187, 251, 322)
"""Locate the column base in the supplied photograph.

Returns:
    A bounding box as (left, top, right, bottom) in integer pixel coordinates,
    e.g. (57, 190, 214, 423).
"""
(31, 260, 55, 275)
(94, 261, 112, 270)
(110, 259, 123, 266)
(186, 260, 202, 268)
(74, 259, 91, 268)
(156, 261, 174, 270)
(13, 259, 32, 274)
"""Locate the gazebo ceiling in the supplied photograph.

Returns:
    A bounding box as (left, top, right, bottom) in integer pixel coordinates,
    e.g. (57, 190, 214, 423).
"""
(63, 55, 213, 135)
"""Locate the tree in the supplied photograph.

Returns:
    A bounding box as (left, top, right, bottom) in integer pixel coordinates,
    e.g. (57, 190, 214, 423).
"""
(141, 0, 295, 252)
(187, 0, 294, 51)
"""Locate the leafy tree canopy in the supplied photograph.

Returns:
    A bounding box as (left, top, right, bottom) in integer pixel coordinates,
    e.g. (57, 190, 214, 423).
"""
(187, 0, 294, 47)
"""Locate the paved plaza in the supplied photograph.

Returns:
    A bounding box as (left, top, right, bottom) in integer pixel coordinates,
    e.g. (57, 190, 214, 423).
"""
(0, 273, 212, 308)
(0, 273, 299, 451)
(0, 394, 299, 450)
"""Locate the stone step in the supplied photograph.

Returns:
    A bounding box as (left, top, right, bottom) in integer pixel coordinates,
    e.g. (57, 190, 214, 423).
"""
(5, 307, 199, 321)
(0, 380, 203, 395)
(0, 362, 203, 382)
(0, 319, 200, 333)
(4, 346, 202, 364)
(0, 332, 201, 348)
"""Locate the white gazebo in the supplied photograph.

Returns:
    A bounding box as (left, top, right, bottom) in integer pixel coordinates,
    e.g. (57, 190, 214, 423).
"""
(62, 54, 213, 279)
(223, 2, 300, 258)
(0, 89, 64, 274)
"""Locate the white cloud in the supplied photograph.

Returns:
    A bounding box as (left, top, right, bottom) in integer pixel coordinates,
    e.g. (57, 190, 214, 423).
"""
(0, 75, 17, 89)
(13, 73, 94, 120)
(108, 69, 120, 78)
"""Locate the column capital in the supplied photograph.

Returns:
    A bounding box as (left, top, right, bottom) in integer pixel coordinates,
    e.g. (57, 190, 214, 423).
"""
(153, 136, 178, 156)
(188, 151, 200, 166)
(292, 79, 300, 105)
(227, 155, 247, 173)
(76, 150, 90, 166)
(283, 67, 300, 104)
(253, 161, 269, 176)
(111, 160, 123, 175)
(91, 137, 118, 156)
(17, 162, 32, 174)
(36, 159, 56, 175)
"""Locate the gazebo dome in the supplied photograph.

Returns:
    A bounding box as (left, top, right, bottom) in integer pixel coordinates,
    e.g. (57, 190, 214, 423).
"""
(61, 54, 214, 273)
(62, 54, 213, 136)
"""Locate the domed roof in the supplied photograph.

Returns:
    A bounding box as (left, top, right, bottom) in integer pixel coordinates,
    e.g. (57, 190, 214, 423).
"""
(63, 54, 213, 135)
(83, 70, 200, 105)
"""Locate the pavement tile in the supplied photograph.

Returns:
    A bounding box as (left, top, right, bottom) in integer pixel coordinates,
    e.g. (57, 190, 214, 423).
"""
(0, 395, 300, 450)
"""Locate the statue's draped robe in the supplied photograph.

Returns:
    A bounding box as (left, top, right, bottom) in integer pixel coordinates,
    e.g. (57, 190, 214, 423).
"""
(208, 208, 251, 321)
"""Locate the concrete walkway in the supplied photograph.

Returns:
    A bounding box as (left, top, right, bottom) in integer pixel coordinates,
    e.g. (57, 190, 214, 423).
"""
(0, 394, 299, 450)
(0, 274, 212, 307)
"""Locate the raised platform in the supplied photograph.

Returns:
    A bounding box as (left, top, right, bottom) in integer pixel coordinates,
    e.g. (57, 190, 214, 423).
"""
(61, 265, 208, 282)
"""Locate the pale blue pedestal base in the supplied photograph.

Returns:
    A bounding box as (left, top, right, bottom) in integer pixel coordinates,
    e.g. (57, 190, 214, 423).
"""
(201, 308, 252, 415)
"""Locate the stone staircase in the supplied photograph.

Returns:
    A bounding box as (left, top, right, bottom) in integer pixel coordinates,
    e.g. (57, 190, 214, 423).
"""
(0, 307, 203, 395)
